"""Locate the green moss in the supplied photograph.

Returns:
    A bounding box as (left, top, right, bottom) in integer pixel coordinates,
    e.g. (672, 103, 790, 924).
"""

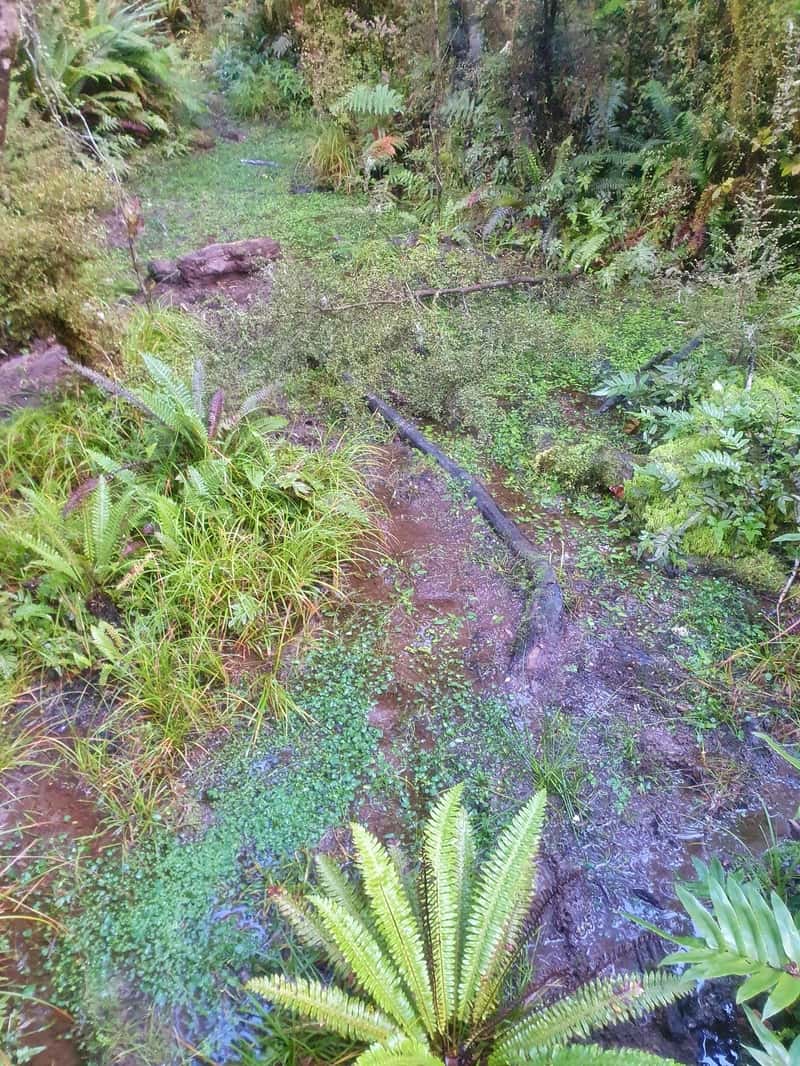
(532, 439, 629, 490)
(43, 633, 389, 1060)
(718, 551, 787, 593)
(0, 116, 112, 353)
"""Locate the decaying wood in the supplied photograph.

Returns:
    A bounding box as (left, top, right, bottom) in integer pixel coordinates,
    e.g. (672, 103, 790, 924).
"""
(322, 272, 577, 313)
(365, 392, 563, 670)
(0, 0, 19, 150)
(597, 335, 703, 414)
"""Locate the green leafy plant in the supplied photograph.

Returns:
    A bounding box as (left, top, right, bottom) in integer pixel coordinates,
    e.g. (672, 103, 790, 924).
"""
(2, 475, 140, 600)
(596, 355, 800, 585)
(248, 784, 688, 1065)
(68, 354, 288, 463)
(20, 0, 201, 156)
(312, 82, 406, 189)
(655, 855, 800, 1063)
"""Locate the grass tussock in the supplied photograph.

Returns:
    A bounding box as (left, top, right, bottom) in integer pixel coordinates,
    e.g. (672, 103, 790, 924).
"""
(0, 336, 376, 833)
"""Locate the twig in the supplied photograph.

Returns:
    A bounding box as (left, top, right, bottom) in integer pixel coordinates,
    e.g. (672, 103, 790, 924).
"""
(321, 272, 576, 313)
(777, 556, 800, 627)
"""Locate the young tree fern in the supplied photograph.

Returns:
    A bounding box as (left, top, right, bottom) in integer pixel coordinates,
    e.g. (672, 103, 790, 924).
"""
(247, 785, 688, 1065)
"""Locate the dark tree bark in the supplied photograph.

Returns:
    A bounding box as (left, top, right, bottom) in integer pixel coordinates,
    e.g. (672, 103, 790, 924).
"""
(365, 392, 563, 671)
(535, 0, 560, 128)
(0, 0, 19, 151)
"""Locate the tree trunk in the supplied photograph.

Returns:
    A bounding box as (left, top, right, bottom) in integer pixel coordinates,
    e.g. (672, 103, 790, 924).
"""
(0, 0, 19, 151)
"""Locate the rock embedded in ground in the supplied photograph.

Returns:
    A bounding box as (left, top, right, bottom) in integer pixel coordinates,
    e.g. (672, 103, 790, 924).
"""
(148, 237, 282, 286)
(0, 340, 72, 410)
(189, 129, 216, 151)
(148, 258, 180, 282)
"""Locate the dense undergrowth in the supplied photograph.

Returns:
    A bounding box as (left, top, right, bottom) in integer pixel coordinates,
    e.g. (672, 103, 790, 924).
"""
(0, 350, 373, 834)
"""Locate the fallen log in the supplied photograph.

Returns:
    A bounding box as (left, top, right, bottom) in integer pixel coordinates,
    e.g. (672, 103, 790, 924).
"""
(366, 392, 563, 670)
(322, 271, 577, 313)
(597, 335, 703, 414)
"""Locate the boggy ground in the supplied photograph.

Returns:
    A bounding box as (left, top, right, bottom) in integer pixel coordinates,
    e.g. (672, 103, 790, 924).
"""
(3, 115, 800, 1066)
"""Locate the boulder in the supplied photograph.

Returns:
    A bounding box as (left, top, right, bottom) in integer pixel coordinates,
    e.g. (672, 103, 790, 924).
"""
(147, 258, 179, 282)
(176, 237, 281, 283)
(0, 341, 71, 411)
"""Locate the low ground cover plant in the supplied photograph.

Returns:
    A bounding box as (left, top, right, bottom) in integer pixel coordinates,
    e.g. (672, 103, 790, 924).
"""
(594, 343, 800, 589)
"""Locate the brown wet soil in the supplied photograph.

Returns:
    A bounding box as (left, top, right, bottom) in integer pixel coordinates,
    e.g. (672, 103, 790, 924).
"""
(1, 763, 104, 1066)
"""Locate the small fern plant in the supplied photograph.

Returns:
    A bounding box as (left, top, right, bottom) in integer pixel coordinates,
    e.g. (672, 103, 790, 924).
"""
(331, 84, 406, 184)
(247, 785, 688, 1065)
(67, 355, 286, 462)
(3, 476, 139, 598)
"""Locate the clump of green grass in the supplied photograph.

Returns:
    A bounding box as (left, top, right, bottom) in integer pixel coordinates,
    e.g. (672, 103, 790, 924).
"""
(528, 710, 590, 825)
(0, 348, 375, 832)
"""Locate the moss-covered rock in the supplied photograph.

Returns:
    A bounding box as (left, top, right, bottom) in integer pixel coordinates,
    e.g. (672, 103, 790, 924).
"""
(532, 439, 635, 489)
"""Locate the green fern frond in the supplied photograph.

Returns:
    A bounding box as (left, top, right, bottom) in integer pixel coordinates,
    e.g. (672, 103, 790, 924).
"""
(247, 975, 402, 1045)
(494, 972, 691, 1055)
(352, 824, 437, 1036)
(3, 528, 85, 589)
(316, 854, 369, 926)
(490, 1044, 680, 1066)
(180, 459, 228, 504)
(19, 488, 81, 564)
(422, 783, 468, 1027)
(312, 894, 423, 1039)
(87, 474, 110, 566)
(663, 869, 800, 1019)
(355, 1039, 444, 1066)
(333, 83, 404, 119)
(690, 450, 742, 474)
(141, 354, 203, 422)
(458, 790, 546, 1023)
(191, 359, 205, 419)
(94, 482, 136, 576)
(270, 886, 350, 974)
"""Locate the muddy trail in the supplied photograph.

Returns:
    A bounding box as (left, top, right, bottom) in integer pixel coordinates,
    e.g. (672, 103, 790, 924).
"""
(3, 430, 800, 1066)
(3, 116, 800, 1066)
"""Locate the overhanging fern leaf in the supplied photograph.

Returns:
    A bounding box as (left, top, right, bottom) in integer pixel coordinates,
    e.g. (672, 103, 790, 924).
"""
(494, 972, 691, 1055)
(663, 867, 800, 1020)
(422, 783, 467, 1027)
(458, 790, 546, 1023)
(333, 83, 404, 119)
(312, 894, 423, 1039)
(352, 824, 437, 1036)
(355, 1039, 443, 1066)
(490, 1045, 681, 1066)
(247, 975, 401, 1045)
